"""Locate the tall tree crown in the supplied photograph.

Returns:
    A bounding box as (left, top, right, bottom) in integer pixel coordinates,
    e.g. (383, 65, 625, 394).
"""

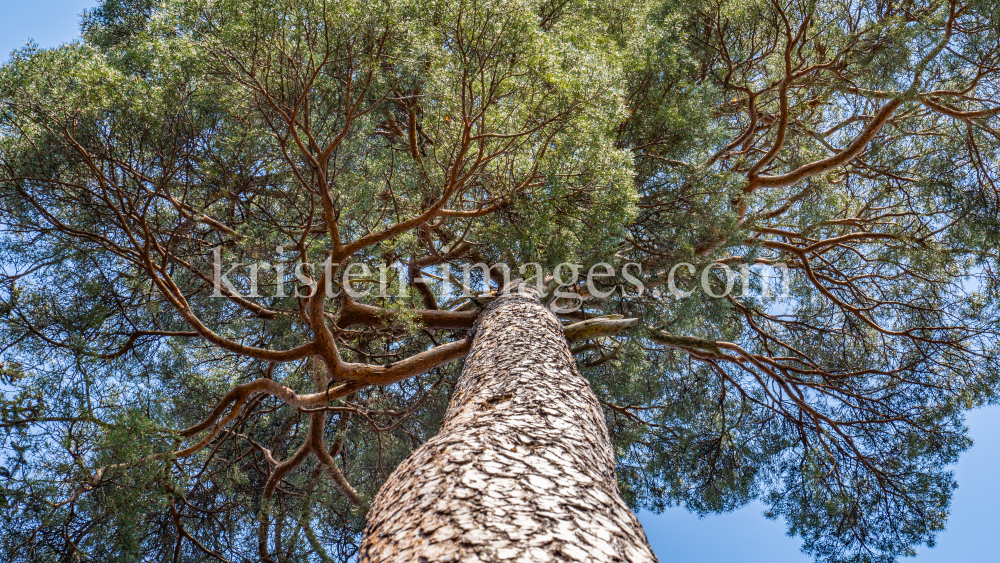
(2, 0, 999, 561)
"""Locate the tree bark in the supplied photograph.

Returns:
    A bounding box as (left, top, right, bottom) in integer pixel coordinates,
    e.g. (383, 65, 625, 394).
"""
(359, 288, 658, 562)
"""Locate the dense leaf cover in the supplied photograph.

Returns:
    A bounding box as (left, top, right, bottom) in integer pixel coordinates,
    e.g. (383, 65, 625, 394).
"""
(2, 0, 1000, 561)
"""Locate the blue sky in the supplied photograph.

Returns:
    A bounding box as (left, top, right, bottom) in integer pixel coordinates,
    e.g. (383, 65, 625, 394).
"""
(3, 2, 999, 561)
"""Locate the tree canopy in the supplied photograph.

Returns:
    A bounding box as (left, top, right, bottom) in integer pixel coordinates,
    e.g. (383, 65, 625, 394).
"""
(2, 0, 1000, 561)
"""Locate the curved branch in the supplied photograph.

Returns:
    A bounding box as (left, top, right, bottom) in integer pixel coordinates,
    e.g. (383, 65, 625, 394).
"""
(747, 98, 902, 190)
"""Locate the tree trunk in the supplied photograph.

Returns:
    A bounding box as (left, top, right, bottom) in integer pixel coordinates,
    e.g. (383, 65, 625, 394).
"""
(359, 289, 658, 562)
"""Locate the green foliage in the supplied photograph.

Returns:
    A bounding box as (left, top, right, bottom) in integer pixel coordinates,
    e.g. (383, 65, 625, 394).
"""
(2, 0, 1000, 562)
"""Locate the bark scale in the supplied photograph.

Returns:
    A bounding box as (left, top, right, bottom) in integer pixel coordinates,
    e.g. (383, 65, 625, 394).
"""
(359, 289, 658, 562)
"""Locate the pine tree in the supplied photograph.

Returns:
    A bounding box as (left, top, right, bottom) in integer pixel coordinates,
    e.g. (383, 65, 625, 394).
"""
(2, 1, 999, 562)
